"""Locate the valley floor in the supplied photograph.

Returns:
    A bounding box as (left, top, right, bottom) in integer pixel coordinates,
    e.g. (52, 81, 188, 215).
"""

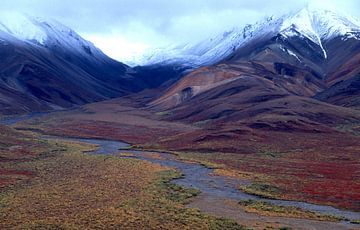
(1, 96, 360, 229)
(0, 127, 243, 229)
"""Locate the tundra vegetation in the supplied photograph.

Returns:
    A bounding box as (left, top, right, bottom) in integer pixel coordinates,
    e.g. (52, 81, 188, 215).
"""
(0, 126, 245, 229)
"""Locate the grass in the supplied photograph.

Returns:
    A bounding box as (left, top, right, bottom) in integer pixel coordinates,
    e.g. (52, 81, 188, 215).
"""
(177, 152, 226, 169)
(177, 153, 263, 182)
(177, 149, 360, 211)
(155, 170, 200, 203)
(0, 131, 247, 229)
(12, 101, 360, 211)
(239, 182, 281, 199)
(118, 169, 247, 229)
(238, 199, 345, 222)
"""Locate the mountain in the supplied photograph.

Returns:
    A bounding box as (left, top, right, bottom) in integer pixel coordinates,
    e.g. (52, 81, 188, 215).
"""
(149, 7, 360, 108)
(147, 6, 360, 143)
(0, 14, 148, 115)
(135, 8, 360, 113)
(1, 8, 360, 117)
(138, 7, 360, 68)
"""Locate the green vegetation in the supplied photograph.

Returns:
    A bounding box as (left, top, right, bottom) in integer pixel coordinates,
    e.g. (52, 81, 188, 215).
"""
(177, 152, 226, 169)
(0, 135, 247, 229)
(238, 199, 344, 222)
(118, 169, 247, 229)
(239, 182, 280, 199)
(155, 170, 200, 203)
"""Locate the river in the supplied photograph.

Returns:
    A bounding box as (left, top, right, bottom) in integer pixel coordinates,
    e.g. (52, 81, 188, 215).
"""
(44, 136, 360, 223)
(2, 115, 360, 228)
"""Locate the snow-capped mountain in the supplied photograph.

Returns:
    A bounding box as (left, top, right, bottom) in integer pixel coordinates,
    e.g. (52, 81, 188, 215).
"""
(0, 13, 108, 61)
(0, 14, 146, 114)
(137, 6, 360, 67)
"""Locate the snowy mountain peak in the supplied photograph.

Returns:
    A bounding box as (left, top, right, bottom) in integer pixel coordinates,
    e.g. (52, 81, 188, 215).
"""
(281, 7, 360, 41)
(0, 13, 103, 58)
(280, 7, 360, 58)
(136, 7, 360, 67)
(0, 14, 48, 44)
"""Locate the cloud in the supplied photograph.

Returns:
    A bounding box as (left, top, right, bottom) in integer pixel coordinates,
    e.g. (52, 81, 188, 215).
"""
(0, 0, 359, 63)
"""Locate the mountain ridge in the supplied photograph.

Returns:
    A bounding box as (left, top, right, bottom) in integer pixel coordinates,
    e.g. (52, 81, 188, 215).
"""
(0, 14, 106, 59)
(136, 6, 360, 67)
(0, 14, 144, 114)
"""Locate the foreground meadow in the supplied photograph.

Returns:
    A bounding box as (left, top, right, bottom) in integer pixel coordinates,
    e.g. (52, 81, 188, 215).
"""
(15, 99, 360, 212)
(0, 126, 244, 229)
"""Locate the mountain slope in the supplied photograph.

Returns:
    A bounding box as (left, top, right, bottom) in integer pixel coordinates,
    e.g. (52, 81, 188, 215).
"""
(0, 15, 145, 114)
(149, 7, 360, 113)
(145, 7, 360, 151)
(151, 62, 360, 129)
(138, 7, 360, 68)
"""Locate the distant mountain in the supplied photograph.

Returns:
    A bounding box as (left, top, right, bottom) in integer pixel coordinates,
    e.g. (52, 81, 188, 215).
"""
(2, 9, 360, 116)
(0, 14, 108, 60)
(138, 7, 360, 68)
(149, 6, 360, 134)
(0, 14, 147, 114)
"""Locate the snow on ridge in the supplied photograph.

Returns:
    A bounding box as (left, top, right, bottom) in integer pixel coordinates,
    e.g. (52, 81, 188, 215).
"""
(0, 13, 48, 44)
(0, 13, 104, 59)
(138, 7, 360, 66)
(139, 16, 284, 67)
(280, 6, 360, 59)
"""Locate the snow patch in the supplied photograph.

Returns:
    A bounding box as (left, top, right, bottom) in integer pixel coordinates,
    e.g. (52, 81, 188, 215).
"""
(0, 13, 47, 44)
(136, 6, 360, 66)
(0, 13, 105, 59)
(287, 49, 302, 62)
(342, 32, 360, 41)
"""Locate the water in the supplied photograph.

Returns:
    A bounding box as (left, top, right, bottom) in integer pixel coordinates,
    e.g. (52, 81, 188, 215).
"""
(2, 113, 359, 223)
(45, 136, 360, 222)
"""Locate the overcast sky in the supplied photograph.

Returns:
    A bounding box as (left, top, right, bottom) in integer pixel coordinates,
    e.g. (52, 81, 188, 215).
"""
(0, 0, 359, 63)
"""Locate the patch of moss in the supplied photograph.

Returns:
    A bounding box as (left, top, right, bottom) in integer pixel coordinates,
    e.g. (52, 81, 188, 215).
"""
(117, 169, 248, 230)
(155, 170, 200, 203)
(239, 182, 280, 199)
(238, 199, 344, 222)
(0, 136, 248, 229)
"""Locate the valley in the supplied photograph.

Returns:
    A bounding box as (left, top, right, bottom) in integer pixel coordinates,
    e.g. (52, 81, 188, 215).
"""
(1, 4, 360, 230)
(1, 113, 359, 229)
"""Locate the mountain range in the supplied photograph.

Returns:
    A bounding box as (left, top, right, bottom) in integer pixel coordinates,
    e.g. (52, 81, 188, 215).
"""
(138, 7, 360, 67)
(147, 7, 360, 115)
(0, 7, 360, 121)
(0, 14, 178, 114)
(2, 6, 360, 214)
